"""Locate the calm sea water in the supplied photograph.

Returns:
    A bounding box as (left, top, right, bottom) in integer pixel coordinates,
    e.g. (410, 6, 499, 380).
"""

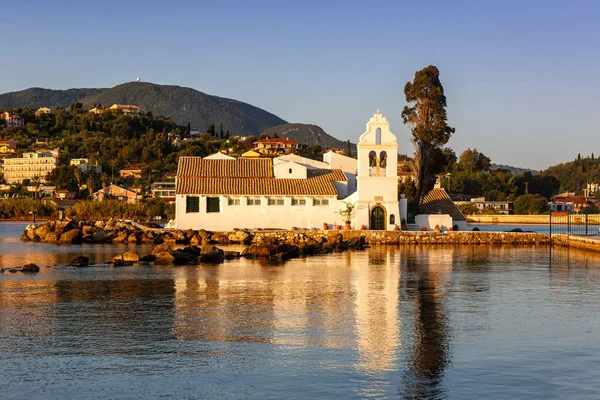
(1, 222, 600, 399)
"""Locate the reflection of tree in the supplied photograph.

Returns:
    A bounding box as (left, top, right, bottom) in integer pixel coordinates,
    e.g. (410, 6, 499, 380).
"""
(401, 252, 451, 399)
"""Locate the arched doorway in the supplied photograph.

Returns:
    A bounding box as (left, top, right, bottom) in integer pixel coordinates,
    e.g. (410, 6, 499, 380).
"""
(370, 206, 385, 230)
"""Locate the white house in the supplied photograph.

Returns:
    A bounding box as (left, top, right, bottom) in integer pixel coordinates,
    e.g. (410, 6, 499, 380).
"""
(174, 110, 406, 231)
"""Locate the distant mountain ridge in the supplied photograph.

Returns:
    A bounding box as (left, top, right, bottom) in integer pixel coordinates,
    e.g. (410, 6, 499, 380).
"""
(0, 82, 287, 136)
(262, 123, 354, 151)
(490, 163, 541, 176)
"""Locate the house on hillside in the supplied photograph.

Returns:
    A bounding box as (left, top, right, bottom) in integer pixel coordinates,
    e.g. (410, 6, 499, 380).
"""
(35, 107, 52, 116)
(119, 167, 142, 178)
(252, 138, 300, 156)
(174, 110, 405, 231)
(0, 138, 17, 154)
(93, 184, 140, 204)
(109, 104, 141, 115)
(552, 194, 594, 213)
(2, 112, 24, 128)
(70, 158, 102, 173)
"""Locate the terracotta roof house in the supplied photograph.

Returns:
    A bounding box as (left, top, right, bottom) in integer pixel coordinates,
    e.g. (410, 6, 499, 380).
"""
(35, 107, 51, 116)
(119, 167, 142, 178)
(2, 112, 24, 128)
(109, 104, 141, 115)
(0, 138, 17, 154)
(252, 138, 300, 155)
(92, 184, 140, 204)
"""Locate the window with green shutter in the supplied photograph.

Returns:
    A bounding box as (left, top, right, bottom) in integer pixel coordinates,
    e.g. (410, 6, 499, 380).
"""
(206, 197, 220, 213)
(186, 196, 199, 213)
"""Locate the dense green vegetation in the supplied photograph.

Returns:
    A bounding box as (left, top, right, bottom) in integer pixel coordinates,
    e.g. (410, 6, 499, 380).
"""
(0, 198, 56, 219)
(0, 82, 287, 136)
(65, 199, 174, 220)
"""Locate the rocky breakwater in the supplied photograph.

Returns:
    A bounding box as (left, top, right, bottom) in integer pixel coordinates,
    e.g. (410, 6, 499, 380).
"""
(20, 219, 253, 246)
(242, 230, 366, 261)
(105, 230, 366, 266)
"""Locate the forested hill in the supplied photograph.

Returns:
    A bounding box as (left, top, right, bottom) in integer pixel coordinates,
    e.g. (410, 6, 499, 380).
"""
(0, 88, 103, 109)
(545, 154, 600, 193)
(262, 123, 354, 150)
(0, 82, 287, 136)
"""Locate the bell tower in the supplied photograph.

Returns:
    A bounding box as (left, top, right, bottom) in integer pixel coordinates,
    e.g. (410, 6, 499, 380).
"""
(356, 110, 400, 230)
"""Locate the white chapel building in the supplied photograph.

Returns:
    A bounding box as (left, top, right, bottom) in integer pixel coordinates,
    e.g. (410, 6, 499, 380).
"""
(174, 110, 407, 231)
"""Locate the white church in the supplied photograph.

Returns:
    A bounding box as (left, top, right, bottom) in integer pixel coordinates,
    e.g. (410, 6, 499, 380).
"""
(174, 110, 465, 231)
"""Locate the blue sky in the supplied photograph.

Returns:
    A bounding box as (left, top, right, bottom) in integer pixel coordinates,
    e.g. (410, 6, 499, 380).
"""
(1, 0, 599, 169)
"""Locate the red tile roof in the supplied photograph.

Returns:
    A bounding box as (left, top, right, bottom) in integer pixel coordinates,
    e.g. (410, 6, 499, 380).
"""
(176, 157, 346, 196)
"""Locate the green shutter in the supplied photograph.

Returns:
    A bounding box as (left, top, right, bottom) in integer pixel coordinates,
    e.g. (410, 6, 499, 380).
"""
(206, 197, 220, 213)
(186, 196, 199, 213)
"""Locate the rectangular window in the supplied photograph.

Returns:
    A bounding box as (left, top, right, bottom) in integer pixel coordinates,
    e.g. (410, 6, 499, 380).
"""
(291, 198, 306, 206)
(206, 197, 220, 213)
(268, 198, 284, 206)
(186, 196, 199, 213)
(314, 198, 330, 206)
(228, 197, 240, 206)
(247, 198, 261, 206)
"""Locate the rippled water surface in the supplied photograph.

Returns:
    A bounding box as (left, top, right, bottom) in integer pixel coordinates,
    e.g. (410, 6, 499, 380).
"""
(1, 222, 600, 399)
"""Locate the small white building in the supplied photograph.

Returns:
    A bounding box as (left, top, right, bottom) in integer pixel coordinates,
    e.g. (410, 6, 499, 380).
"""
(70, 158, 102, 174)
(174, 110, 405, 231)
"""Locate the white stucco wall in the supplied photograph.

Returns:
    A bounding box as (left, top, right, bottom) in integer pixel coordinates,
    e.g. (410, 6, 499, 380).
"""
(275, 154, 329, 169)
(415, 214, 453, 231)
(175, 195, 356, 231)
(323, 152, 358, 174)
(273, 161, 308, 179)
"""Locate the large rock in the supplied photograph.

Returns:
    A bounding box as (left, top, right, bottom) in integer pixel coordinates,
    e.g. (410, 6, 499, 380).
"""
(68, 256, 89, 267)
(42, 233, 60, 243)
(153, 251, 175, 265)
(82, 225, 96, 235)
(112, 250, 140, 263)
(151, 243, 172, 256)
(111, 230, 129, 243)
(54, 221, 76, 236)
(21, 263, 40, 273)
(59, 229, 83, 244)
(199, 243, 225, 264)
(35, 225, 50, 240)
(227, 230, 251, 243)
(91, 230, 110, 243)
(171, 250, 197, 265)
(127, 233, 139, 244)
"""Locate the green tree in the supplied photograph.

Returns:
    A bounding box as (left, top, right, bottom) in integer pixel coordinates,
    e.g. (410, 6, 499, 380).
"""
(513, 194, 549, 215)
(206, 122, 215, 136)
(402, 65, 455, 204)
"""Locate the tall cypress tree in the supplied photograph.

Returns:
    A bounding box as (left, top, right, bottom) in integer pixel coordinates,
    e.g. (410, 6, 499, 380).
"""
(346, 140, 352, 157)
(402, 65, 455, 204)
(219, 122, 224, 139)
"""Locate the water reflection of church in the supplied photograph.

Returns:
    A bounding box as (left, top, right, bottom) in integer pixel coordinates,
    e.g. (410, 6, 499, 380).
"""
(171, 247, 460, 398)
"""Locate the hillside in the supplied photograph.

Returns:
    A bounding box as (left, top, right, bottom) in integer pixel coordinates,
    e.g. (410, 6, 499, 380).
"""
(0, 82, 287, 136)
(0, 87, 103, 109)
(262, 123, 353, 150)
